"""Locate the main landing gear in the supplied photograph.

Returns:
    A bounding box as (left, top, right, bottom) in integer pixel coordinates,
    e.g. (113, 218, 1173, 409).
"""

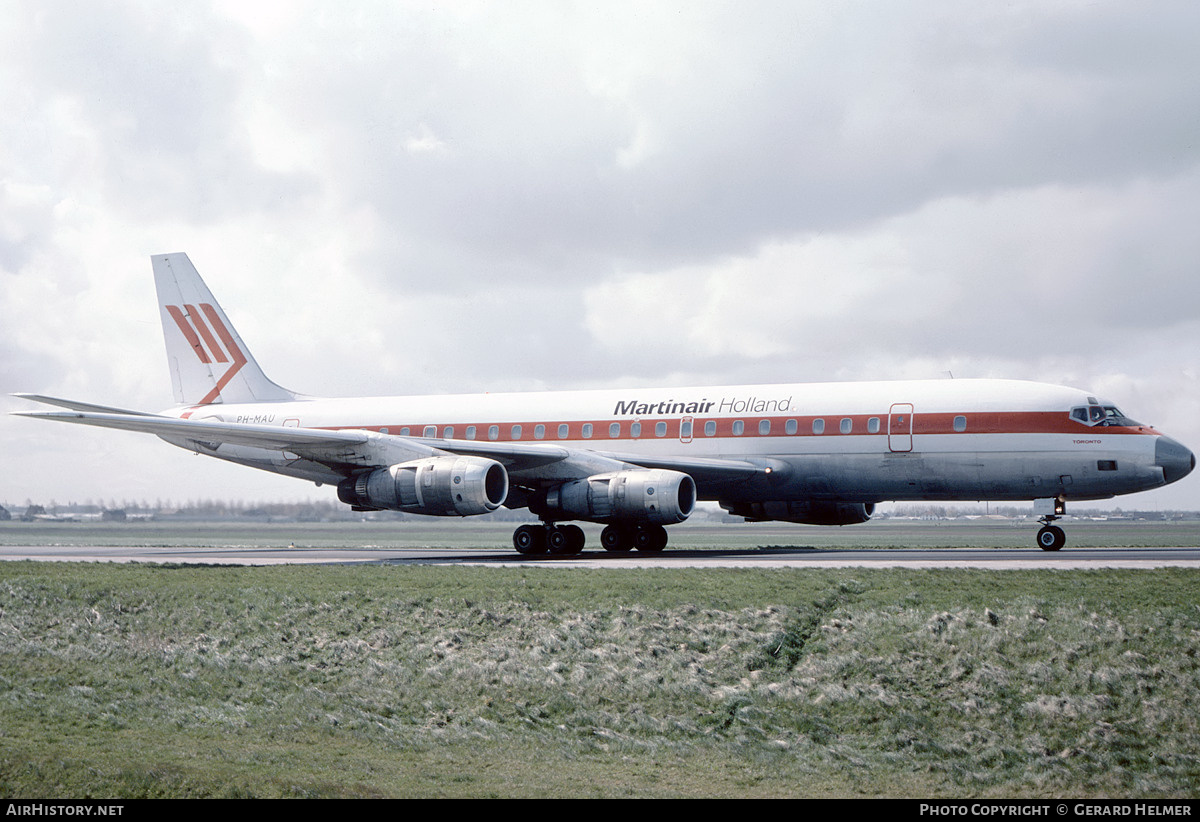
(513, 523, 585, 555)
(599, 524, 668, 553)
(511, 523, 669, 555)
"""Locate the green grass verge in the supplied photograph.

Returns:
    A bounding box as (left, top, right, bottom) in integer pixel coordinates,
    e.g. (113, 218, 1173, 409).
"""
(2, 562, 1198, 797)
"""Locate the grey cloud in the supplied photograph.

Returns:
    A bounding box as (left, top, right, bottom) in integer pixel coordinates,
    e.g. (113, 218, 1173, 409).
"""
(4, 2, 316, 225)
(2, 1, 1198, 507)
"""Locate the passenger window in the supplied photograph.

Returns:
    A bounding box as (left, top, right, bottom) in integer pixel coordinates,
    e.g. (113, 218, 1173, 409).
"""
(732, 420, 744, 436)
(705, 420, 716, 436)
(630, 422, 641, 438)
(534, 424, 545, 440)
(681, 420, 692, 438)
(609, 422, 621, 438)
(511, 425, 522, 440)
(758, 420, 771, 435)
(582, 423, 593, 439)
(785, 419, 798, 435)
(558, 424, 569, 439)
(465, 426, 476, 440)
(655, 421, 667, 437)
(813, 419, 825, 435)
(400, 427, 410, 436)
(423, 425, 436, 437)
(867, 417, 880, 434)
(443, 426, 454, 439)
(488, 425, 499, 441)
(840, 418, 852, 434)
(953, 415, 967, 432)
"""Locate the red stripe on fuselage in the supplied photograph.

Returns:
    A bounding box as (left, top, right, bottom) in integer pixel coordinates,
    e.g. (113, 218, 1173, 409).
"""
(302, 411, 1158, 442)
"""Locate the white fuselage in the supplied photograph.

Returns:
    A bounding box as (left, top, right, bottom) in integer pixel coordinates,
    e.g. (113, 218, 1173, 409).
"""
(168, 377, 1178, 506)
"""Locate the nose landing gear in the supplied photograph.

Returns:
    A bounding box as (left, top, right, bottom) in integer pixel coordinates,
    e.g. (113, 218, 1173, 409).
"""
(1034, 497, 1067, 551)
(1036, 520, 1066, 551)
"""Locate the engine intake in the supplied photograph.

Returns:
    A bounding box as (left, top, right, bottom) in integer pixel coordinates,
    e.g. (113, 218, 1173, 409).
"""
(533, 469, 696, 526)
(338, 456, 508, 517)
(722, 500, 875, 526)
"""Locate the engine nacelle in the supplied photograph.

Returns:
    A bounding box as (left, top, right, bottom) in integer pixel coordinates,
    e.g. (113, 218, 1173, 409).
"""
(532, 469, 696, 526)
(722, 500, 875, 526)
(338, 456, 508, 517)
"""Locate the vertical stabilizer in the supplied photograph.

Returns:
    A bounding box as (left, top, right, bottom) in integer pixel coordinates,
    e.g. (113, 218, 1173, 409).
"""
(152, 253, 295, 406)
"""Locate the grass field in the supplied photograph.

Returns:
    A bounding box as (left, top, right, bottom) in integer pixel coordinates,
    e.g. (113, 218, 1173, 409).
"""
(2, 526, 1199, 797)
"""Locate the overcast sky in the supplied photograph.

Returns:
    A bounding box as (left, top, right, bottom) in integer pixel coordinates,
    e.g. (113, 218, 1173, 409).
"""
(2, 1, 1198, 511)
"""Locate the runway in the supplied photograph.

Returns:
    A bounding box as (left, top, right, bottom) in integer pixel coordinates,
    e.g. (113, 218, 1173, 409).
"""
(2, 543, 1199, 569)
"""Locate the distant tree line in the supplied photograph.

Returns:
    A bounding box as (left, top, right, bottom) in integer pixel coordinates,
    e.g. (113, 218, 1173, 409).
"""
(0, 497, 543, 524)
(3, 498, 1198, 524)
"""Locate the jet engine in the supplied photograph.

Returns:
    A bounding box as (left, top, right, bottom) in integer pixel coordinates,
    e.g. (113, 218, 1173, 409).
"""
(722, 500, 875, 526)
(338, 456, 508, 516)
(532, 469, 696, 525)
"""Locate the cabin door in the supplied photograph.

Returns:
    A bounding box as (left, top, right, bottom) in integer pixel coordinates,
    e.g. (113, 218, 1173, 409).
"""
(888, 403, 914, 452)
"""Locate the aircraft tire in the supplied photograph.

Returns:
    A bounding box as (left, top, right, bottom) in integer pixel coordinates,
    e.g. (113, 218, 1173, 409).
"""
(514, 524, 548, 555)
(563, 524, 586, 553)
(546, 525, 583, 555)
(1036, 525, 1066, 551)
(634, 525, 668, 553)
(601, 525, 634, 552)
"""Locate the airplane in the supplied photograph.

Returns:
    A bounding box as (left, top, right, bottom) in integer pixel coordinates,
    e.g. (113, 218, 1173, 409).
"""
(14, 253, 1195, 554)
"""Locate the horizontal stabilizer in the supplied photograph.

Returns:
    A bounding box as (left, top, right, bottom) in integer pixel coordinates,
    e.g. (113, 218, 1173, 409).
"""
(12, 394, 160, 417)
(15, 410, 371, 451)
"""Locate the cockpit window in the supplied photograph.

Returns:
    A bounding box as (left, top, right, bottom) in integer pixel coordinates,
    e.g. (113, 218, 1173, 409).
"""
(1070, 405, 1141, 427)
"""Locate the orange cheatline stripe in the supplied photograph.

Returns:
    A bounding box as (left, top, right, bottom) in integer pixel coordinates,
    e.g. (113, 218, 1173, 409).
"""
(312, 411, 1158, 442)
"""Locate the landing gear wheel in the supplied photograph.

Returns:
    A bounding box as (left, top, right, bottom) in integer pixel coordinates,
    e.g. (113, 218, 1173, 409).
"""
(545, 526, 568, 554)
(633, 525, 668, 553)
(600, 525, 634, 553)
(513, 524, 547, 555)
(546, 525, 584, 555)
(562, 524, 586, 553)
(1037, 525, 1066, 552)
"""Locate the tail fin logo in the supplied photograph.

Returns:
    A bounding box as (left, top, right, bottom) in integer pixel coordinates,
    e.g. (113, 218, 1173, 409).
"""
(165, 303, 247, 405)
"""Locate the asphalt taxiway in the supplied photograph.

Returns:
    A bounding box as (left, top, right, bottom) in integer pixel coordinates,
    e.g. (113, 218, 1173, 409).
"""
(1, 544, 1199, 569)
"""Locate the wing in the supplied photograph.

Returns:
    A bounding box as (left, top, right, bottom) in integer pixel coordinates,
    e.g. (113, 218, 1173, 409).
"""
(430, 439, 779, 487)
(16, 401, 775, 489)
(13, 404, 622, 480)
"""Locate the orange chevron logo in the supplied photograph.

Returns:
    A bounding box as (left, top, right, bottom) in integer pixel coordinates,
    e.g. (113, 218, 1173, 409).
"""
(165, 303, 247, 407)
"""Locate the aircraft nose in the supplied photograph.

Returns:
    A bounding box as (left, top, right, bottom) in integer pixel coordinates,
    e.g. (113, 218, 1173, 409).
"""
(1155, 436, 1195, 485)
